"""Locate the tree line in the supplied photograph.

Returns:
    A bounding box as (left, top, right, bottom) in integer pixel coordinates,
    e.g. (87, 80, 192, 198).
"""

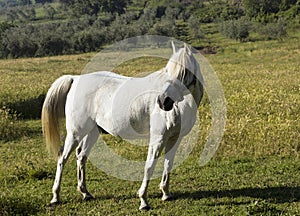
(0, 0, 299, 58)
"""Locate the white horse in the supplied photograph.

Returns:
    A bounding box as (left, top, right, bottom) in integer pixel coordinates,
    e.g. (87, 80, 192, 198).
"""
(42, 42, 203, 210)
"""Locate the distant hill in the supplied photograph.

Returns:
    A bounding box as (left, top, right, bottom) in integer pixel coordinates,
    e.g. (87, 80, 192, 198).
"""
(0, 0, 299, 58)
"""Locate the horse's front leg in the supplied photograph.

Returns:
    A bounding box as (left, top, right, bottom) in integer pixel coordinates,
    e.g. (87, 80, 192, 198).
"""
(160, 136, 181, 201)
(138, 137, 164, 211)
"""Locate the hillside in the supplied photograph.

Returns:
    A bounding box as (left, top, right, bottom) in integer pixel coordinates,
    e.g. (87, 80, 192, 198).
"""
(0, 0, 299, 58)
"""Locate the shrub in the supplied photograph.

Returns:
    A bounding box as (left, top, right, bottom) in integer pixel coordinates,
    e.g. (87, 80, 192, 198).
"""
(94, 12, 115, 27)
(243, 0, 282, 18)
(278, 3, 300, 20)
(219, 17, 251, 42)
(37, 34, 72, 56)
(74, 28, 107, 52)
(108, 14, 133, 41)
(164, 6, 181, 19)
(44, 5, 56, 20)
(148, 18, 177, 37)
(0, 107, 29, 141)
(255, 19, 288, 40)
(0, 22, 15, 58)
(175, 20, 191, 42)
(195, 2, 224, 23)
(132, 9, 156, 35)
(188, 15, 205, 40)
(1, 27, 38, 58)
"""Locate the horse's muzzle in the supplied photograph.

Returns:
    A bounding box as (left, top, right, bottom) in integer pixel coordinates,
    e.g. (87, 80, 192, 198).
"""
(157, 95, 174, 111)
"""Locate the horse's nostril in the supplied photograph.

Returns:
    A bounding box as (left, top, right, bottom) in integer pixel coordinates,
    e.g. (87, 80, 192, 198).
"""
(158, 96, 174, 111)
(163, 97, 172, 106)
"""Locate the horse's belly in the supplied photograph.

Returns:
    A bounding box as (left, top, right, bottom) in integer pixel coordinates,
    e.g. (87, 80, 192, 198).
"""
(98, 113, 150, 139)
(95, 91, 154, 139)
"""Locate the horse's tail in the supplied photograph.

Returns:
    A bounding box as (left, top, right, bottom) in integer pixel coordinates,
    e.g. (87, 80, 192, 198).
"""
(41, 75, 74, 158)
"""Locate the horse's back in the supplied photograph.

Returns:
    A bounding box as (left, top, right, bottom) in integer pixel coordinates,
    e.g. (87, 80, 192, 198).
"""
(64, 72, 128, 133)
(65, 70, 197, 140)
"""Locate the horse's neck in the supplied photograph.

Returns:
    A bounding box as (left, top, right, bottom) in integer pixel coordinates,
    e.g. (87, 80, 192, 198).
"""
(193, 79, 204, 106)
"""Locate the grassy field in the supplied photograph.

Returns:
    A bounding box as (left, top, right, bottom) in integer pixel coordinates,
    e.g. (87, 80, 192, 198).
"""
(0, 29, 299, 215)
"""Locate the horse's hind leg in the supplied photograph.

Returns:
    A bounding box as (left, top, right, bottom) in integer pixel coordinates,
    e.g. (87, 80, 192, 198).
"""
(76, 126, 99, 201)
(160, 136, 181, 201)
(51, 133, 79, 205)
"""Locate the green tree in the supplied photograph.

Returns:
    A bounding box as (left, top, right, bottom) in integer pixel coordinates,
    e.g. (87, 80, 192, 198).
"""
(148, 18, 177, 37)
(59, 0, 73, 5)
(74, 28, 107, 52)
(44, 5, 56, 20)
(101, 0, 130, 14)
(5, 10, 18, 23)
(256, 18, 288, 40)
(70, 0, 100, 16)
(16, 0, 31, 5)
(280, 0, 298, 10)
(133, 9, 156, 35)
(67, 0, 129, 16)
(188, 15, 205, 40)
(175, 20, 191, 42)
(36, 28, 72, 56)
(164, 6, 181, 19)
(25, 7, 36, 20)
(0, 22, 15, 58)
(36, 0, 53, 4)
(1, 28, 38, 58)
(0, 22, 15, 34)
(220, 3, 244, 20)
(243, 0, 282, 18)
(17, 9, 29, 22)
(219, 17, 251, 42)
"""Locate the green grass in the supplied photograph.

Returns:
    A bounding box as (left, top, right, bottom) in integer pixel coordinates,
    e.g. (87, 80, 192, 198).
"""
(0, 29, 300, 214)
(1, 137, 300, 215)
(209, 33, 300, 157)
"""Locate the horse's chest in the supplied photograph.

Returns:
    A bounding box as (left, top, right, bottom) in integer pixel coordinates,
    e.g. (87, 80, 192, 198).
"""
(129, 113, 150, 135)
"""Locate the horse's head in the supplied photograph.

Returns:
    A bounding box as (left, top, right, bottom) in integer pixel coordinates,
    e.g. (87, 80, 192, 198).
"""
(158, 42, 201, 111)
(166, 41, 200, 89)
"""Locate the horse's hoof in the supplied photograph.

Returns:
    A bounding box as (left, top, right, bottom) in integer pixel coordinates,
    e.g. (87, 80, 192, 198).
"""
(84, 196, 95, 202)
(49, 200, 61, 207)
(139, 204, 150, 211)
(47, 202, 61, 211)
(162, 194, 173, 201)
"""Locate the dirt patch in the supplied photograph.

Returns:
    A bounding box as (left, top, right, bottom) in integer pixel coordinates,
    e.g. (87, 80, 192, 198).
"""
(196, 46, 218, 55)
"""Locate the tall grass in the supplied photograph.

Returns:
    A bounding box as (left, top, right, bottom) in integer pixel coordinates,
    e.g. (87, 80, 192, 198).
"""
(0, 106, 29, 141)
(208, 33, 300, 157)
(0, 32, 299, 157)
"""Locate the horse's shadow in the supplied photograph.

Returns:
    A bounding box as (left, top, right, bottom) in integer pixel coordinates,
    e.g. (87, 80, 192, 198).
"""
(171, 186, 300, 204)
(92, 186, 300, 205)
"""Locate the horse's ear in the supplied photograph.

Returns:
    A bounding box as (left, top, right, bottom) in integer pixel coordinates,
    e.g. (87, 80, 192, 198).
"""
(171, 41, 178, 54)
(184, 43, 192, 55)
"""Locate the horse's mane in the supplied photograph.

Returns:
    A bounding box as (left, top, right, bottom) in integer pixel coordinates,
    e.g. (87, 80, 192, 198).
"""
(165, 45, 195, 82)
